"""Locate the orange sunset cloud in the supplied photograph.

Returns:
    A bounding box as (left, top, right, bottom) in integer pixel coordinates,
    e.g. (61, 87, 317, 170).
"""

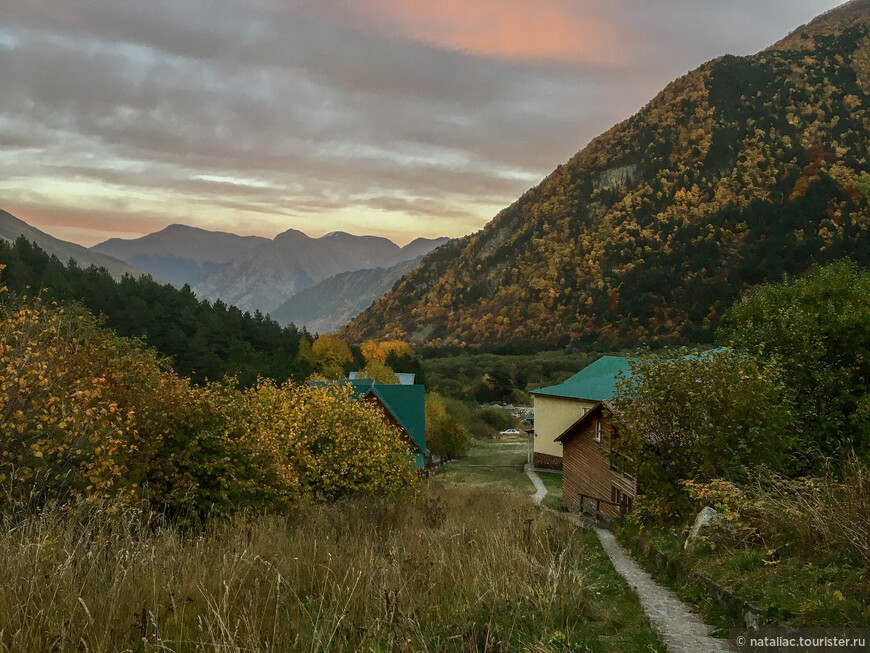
(331, 0, 627, 65)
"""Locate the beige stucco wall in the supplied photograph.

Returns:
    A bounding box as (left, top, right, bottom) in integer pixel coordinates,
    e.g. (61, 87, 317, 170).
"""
(533, 394, 598, 459)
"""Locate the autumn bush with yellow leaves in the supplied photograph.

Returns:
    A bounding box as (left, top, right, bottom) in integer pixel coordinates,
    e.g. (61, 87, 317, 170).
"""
(231, 380, 420, 504)
(0, 272, 419, 513)
(0, 296, 178, 508)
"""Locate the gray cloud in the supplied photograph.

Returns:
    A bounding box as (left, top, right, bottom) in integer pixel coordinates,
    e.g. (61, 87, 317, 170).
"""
(0, 0, 845, 245)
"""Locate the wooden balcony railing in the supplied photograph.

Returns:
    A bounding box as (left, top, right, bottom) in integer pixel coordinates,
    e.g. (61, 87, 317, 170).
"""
(570, 493, 629, 523)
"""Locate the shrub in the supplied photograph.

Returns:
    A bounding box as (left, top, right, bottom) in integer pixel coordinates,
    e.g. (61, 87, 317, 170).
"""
(681, 458, 870, 571)
(613, 348, 796, 522)
(0, 291, 420, 513)
(508, 388, 532, 405)
(236, 380, 420, 503)
(720, 260, 870, 458)
(744, 458, 870, 569)
(425, 393, 469, 459)
(0, 297, 193, 509)
(478, 406, 516, 432)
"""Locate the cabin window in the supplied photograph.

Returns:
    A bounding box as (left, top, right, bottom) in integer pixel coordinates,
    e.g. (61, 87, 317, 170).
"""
(612, 486, 633, 511)
(611, 486, 623, 504)
(581, 406, 588, 416)
(593, 418, 602, 442)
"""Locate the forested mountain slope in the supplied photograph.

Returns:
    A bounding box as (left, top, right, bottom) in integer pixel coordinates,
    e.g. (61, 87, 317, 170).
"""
(0, 210, 147, 280)
(0, 237, 312, 386)
(344, 1, 870, 347)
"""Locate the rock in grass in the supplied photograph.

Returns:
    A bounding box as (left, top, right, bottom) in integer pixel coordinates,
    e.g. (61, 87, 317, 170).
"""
(684, 506, 724, 553)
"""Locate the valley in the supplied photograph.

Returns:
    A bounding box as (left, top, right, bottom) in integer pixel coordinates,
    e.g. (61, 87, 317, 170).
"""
(2, 2, 870, 650)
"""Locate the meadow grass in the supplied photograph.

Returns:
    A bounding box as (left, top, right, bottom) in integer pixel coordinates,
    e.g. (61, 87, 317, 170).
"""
(536, 472, 564, 512)
(435, 439, 534, 494)
(0, 487, 664, 652)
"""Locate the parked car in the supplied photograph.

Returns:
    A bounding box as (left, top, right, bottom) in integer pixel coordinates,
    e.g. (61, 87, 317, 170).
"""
(500, 428, 520, 435)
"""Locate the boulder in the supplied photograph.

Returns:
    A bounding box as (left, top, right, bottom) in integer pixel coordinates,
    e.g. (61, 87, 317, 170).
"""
(684, 506, 723, 553)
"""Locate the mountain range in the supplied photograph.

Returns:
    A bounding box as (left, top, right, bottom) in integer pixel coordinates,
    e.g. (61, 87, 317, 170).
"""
(93, 225, 447, 322)
(0, 210, 146, 280)
(270, 256, 426, 333)
(343, 0, 870, 348)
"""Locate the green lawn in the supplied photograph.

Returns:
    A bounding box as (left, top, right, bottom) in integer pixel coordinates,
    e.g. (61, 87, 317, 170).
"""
(434, 438, 534, 494)
(538, 471, 565, 511)
(433, 441, 566, 510)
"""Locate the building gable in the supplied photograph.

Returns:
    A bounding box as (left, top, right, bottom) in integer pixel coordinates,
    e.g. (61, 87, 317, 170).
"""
(367, 384, 427, 455)
(559, 406, 636, 518)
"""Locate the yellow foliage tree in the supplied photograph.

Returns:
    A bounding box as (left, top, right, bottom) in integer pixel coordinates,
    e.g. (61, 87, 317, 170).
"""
(381, 340, 412, 360)
(361, 339, 412, 365)
(360, 361, 400, 384)
(361, 339, 386, 364)
(310, 334, 352, 376)
(0, 296, 192, 508)
(238, 381, 419, 501)
(0, 287, 419, 512)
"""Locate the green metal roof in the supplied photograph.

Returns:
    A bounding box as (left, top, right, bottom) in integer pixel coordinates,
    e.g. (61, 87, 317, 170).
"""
(369, 384, 427, 454)
(531, 356, 632, 401)
(307, 379, 427, 454)
(308, 378, 375, 399)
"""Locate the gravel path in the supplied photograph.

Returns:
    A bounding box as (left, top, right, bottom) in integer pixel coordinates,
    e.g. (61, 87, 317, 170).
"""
(525, 467, 733, 653)
(524, 464, 547, 505)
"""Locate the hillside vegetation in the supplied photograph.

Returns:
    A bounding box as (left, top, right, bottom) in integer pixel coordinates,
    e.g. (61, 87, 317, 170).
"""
(0, 282, 417, 513)
(0, 237, 312, 386)
(609, 261, 870, 628)
(0, 210, 146, 280)
(345, 1, 870, 347)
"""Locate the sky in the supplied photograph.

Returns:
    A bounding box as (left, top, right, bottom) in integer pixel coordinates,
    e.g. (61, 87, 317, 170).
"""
(0, 0, 845, 247)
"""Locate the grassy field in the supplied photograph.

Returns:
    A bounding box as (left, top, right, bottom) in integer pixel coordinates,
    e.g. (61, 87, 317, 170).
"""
(0, 486, 664, 652)
(0, 436, 668, 652)
(434, 438, 533, 493)
(433, 439, 565, 511)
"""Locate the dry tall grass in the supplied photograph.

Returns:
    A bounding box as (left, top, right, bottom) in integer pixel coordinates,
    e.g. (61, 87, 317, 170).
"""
(0, 487, 662, 652)
(749, 456, 870, 569)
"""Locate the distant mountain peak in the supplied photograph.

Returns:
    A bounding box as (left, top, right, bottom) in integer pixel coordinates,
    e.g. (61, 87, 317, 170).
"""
(274, 228, 311, 241)
(163, 223, 200, 232)
(90, 221, 449, 317)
